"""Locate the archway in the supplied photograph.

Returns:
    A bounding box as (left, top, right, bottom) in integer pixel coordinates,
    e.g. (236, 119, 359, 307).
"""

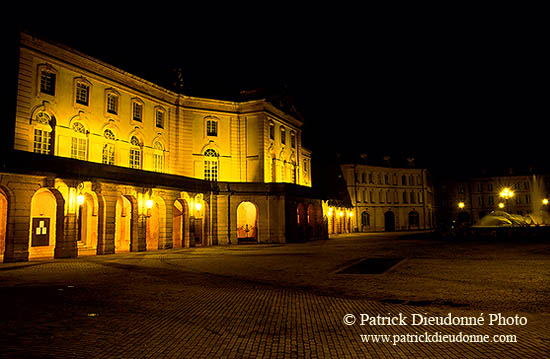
(77, 192, 98, 255)
(172, 199, 190, 248)
(29, 188, 60, 259)
(0, 189, 7, 262)
(114, 195, 132, 253)
(237, 201, 258, 243)
(361, 211, 370, 232)
(384, 210, 395, 232)
(306, 203, 315, 238)
(408, 211, 419, 229)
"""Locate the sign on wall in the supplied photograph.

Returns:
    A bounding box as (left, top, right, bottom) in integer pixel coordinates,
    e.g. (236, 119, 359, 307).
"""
(31, 217, 50, 247)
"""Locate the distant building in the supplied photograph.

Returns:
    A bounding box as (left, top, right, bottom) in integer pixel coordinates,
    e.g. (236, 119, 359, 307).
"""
(1, 32, 325, 262)
(334, 156, 436, 233)
(439, 173, 550, 227)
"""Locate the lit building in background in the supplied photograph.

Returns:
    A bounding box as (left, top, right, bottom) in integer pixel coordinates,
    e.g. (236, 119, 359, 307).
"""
(337, 156, 436, 232)
(0, 32, 323, 262)
(439, 173, 550, 227)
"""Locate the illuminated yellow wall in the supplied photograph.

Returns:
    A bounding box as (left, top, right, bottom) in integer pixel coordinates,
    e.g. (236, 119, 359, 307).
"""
(15, 33, 312, 187)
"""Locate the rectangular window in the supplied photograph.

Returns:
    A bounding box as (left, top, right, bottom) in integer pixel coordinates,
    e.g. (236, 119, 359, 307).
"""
(133, 102, 143, 122)
(280, 128, 286, 145)
(410, 191, 416, 204)
(107, 94, 118, 114)
(154, 153, 164, 172)
(40, 71, 56, 95)
(204, 160, 218, 181)
(290, 132, 296, 148)
(71, 137, 87, 160)
(156, 110, 164, 128)
(102, 143, 115, 165)
(76, 83, 89, 106)
(269, 122, 275, 140)
(206, 120, 217, 136)
(129, 148, 141, 169)
(33, 129, 51, 154)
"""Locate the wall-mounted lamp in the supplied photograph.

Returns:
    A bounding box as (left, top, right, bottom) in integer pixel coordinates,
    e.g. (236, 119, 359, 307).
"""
(146, 199, 154, 209)
(195, 201, 202, 212)
(76, 194, 85, 206)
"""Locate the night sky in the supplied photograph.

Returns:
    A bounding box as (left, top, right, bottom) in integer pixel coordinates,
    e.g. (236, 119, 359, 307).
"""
(14, 9, 548, 177)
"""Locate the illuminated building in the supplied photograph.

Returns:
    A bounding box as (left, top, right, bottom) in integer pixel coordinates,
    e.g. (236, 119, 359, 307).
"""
(440, 172, 550, 226)
(0, 32, 324, 262)
(337, 156, 436, 232)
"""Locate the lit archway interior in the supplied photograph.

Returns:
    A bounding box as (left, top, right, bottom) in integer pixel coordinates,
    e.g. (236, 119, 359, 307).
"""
(115, 196, 131, 253)
(0, 190, 7, 261)
(237, 201, 257, 241)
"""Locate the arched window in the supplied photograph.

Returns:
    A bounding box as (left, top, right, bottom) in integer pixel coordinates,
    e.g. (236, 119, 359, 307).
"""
(102, 129, 116, 165)
(32, 111, 53, 154)
(153, 141, 164, 173)
(129, 136, 142, 169)
(280, 126, 286, 145)
(71, 121, 88, 160)
(204, 149, 218, 181)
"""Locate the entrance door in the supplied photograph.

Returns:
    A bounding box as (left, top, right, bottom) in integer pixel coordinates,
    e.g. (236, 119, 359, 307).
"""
(237, 201, 257, 243)
(384, 211, 395, 232)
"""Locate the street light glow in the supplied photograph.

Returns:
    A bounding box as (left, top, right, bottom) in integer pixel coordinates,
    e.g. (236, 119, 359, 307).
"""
(499, 188, 514, 199)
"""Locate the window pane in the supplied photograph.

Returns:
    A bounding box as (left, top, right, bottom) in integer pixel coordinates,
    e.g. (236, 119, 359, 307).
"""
(76, 83, 89, 105)
(40, 71, 56, 95)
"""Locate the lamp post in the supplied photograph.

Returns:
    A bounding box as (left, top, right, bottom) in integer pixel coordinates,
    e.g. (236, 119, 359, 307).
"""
(499, 188, 514, 212)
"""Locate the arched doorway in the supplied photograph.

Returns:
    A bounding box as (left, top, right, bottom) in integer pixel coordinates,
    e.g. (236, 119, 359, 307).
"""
(408, 211, 419, 229)
(114, 196, 132, 253)
(384, 210, 395, 232)
(77, 192, 98, 255)
(29, 188, 60, 259)
(0, 189, 7, 262)
(172, 199, 189, 248)
(361, 211, 370, 232)
(237, 201, 258, 243)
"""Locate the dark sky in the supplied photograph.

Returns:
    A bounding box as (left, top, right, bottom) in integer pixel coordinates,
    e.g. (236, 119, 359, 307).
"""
(14, 9, 548, 176)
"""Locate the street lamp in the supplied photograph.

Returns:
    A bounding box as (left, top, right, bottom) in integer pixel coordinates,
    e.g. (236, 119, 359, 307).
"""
(458, 202, 465, 209)
(499, 188, 514, 211)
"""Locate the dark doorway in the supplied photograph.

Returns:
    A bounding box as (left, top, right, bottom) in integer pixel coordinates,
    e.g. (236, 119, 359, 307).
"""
(384, 211, 395, 232)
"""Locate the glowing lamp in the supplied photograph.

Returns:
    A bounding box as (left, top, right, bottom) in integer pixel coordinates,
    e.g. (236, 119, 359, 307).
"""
(195, 202, 202, 211)
(543, 198, 549, 205)
(458, 202, 465, 209)
(348, 211, 353, 217)
(76, 194, 85, 206)
(498, 202, 505, 209)
(499, 188, 514, 199)
(327, 208, 333, 216)
(339, 211, 344, 217)
(145, 199, 154, 209)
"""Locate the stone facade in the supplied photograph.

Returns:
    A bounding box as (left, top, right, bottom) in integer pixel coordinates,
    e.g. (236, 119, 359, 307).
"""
(337, 161, 436, 233)
(0, 33, 324, 262)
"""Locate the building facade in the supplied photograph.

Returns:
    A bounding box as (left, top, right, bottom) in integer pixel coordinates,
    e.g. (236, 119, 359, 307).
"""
(0, 33, 324, 262)
(336, 159, 436, 233)
(439, 174, 550, 227)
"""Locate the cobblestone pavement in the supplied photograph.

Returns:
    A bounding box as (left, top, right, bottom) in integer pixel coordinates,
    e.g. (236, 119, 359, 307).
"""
(0, 233, 548, 358)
